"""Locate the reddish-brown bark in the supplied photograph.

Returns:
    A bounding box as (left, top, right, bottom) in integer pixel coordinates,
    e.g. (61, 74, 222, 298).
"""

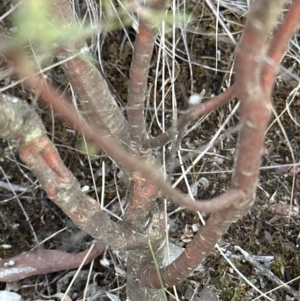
(0, 1, 299, 300)
(0, 244, 105, 282)
(142, 84, 236, 149)
(52, 0, 130, 144)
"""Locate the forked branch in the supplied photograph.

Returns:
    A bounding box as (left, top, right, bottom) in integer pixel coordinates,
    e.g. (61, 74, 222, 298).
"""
(0, 0, 298, 293)
(25, 74, 244, 214)
(0, 48, 245, 215)
(140, 0, 295, 288)
(0, 94, 147, 251)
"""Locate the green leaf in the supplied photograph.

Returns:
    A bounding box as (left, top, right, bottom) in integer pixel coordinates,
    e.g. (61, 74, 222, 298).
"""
(13, 0, 81, 54)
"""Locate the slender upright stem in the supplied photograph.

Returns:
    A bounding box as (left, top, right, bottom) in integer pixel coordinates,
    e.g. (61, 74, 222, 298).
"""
(127, 0, 168, 151)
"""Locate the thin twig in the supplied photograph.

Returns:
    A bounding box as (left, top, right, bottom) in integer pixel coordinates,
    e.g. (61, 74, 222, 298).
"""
(4, 72, 244, 214)
(235, 246, 298, 298)
(142, 85, 236, 149)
